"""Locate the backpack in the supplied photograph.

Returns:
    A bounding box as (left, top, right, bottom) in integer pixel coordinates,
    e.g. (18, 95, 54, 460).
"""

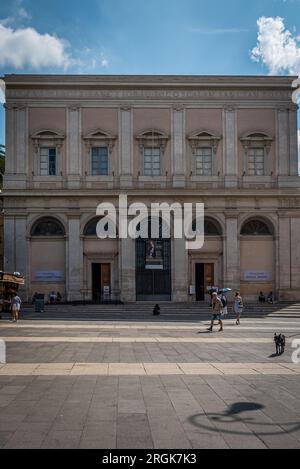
(221, 296, 227, 307)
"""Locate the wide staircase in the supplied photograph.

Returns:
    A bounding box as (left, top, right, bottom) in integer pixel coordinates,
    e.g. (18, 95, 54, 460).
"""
(11, 301, 300, 321)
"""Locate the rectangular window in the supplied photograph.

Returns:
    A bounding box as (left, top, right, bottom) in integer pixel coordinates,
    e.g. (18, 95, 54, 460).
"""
(248, 148, 265, 176)
(195, 147, 212, 176)
(40, 148, 56, 176)
(91, 147, 108, 176)
(144, 147, 161, 176)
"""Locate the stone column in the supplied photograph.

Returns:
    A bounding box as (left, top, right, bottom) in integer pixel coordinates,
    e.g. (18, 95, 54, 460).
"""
(15, 217, 28, 297)
(289, 104, 299, 176)
(67, 105, 81, 188)
(3, 217, 15, 272)
(3, 105, 27, 189)
(278, 215, 291, 297)
(223, 106, 238, 188)
(172, 107, 186, 188)
(119, 107, 133, 188)
(224, 214, 240, 291)
(16, 106, 28, 177)
(4, 105, 15, 175)
(120, 237, 135, 302)
(276, 107, 289, 176)
(67, 216, 82, 301)
(172, 237, 188, 301)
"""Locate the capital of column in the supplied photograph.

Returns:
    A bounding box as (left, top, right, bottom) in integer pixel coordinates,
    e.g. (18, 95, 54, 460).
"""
(172, 104, 185, 112)
(68, 104, 81, 111)
(223, 105, 237, 112)
(120, 104, 132, 111)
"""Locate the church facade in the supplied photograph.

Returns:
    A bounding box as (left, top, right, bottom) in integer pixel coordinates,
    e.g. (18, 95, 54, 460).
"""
(2, 74, 300, 303)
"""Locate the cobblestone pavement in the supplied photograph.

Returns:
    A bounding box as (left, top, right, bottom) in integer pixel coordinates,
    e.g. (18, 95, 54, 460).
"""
(0, 305, 300, 449)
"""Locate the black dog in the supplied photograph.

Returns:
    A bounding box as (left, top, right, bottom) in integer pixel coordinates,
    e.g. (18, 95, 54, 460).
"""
(274, 333, 286, 356)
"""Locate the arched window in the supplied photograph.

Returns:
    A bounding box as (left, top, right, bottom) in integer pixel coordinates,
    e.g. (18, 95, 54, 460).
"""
(192, 218, 222, 236)
(241, 219, 273, 236)
(83, 217, 112, 236)
(31, 217, 65, 236)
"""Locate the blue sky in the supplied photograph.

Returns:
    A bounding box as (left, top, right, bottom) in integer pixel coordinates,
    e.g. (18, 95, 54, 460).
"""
(0, 0, 300, 149)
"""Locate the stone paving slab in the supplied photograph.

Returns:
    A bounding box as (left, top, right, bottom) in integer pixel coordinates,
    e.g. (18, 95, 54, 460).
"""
(0, 336, 279, 343)
(2, 322, 300, 331)
(1, 310, 300, 449)
(2, 362, 298, 376)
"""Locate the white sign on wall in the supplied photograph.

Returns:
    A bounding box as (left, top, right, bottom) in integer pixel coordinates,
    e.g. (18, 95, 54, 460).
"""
(243, 271, 271, 282)
(34, 271, 64, 282)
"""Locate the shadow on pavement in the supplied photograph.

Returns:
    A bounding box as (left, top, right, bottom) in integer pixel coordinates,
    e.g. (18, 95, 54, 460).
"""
(188, 401, 300, 437)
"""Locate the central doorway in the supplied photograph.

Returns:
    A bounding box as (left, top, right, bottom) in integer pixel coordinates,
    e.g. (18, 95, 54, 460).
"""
(92, 263, 111, 303)
(136, 238, 171, 301)
(195, 263, 214, 301)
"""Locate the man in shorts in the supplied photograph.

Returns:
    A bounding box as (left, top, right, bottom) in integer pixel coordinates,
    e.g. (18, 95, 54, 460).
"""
(207, 292, 223, 332)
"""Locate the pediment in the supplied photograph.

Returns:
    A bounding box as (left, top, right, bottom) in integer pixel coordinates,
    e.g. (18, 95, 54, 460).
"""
(136, 129, 169, 140)
(31, 129, 65, 139)
(188, 130, 221, 140)
(83, 128, 116, 140)
(240, 131, 273, 141)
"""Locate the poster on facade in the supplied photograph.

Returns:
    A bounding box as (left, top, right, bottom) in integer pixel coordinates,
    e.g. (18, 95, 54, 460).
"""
(34, 271, 64, 282)
(145, 239, 163, 270)
(243, 271, 271, 282)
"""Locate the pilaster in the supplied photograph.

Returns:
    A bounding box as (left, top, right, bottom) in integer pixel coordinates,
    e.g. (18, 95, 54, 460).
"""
(119, 106, 133, 188)
(223, 106, 238, 187)
(67, 105, 81, 188)
(172, 106, 186, 188)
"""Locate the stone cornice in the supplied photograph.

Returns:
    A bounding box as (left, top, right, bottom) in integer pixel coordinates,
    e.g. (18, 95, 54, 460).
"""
(3, 74, 297, 87)
(3, 74, 295, 102)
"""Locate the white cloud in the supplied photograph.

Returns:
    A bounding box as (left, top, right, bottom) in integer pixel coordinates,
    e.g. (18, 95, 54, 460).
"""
(0, 24, 72, 69)
(251, 16, 300, 75)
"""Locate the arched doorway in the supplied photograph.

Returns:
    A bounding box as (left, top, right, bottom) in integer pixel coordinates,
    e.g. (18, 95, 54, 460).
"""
(136, 217, 171, 301)
(30, 217, 66, 300)
(240, 218, 275, 300)
(83, 217, 118, 303)
(190, 217, 223, 301)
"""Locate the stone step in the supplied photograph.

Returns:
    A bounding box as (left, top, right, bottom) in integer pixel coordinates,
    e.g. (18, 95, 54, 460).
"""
(16, 302, 300, 315)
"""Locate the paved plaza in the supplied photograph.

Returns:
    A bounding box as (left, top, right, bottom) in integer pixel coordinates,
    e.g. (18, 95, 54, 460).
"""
(0, 304, 300, 449)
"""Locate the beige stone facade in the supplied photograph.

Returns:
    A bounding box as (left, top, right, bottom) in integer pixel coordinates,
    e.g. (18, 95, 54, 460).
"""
(2, 75, 300, 303)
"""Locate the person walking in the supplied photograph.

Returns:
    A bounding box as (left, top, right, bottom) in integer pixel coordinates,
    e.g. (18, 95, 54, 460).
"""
(234, 292, 243, 325)
(11, 293, 21, 323)
(153, 304, 160, 316)
(220, 292, 228, 319)
(207, 292, 223, 332)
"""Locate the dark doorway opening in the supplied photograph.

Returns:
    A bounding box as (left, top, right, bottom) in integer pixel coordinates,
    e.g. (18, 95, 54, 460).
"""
(92, 263, 110, 303)
(195, 263, 214, 301)
(136, 238, 171, 301)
